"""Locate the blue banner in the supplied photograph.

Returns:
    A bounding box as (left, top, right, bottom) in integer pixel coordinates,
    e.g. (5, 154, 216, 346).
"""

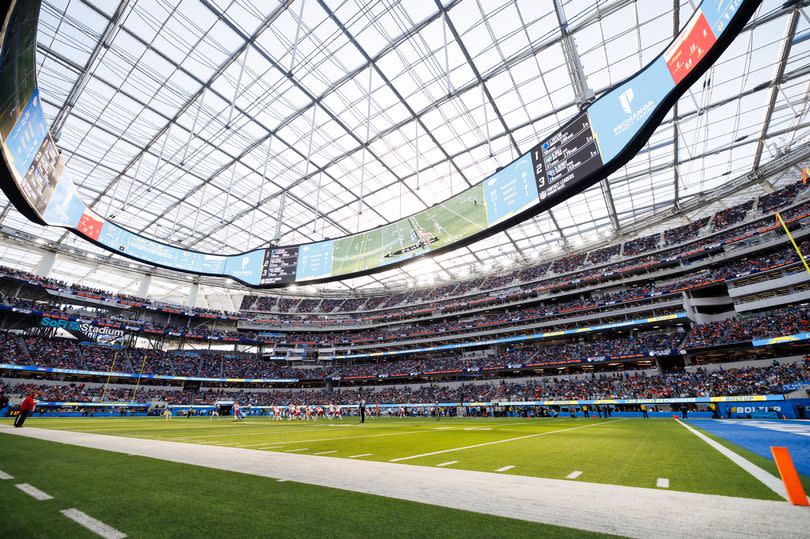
(588, 58, 674, 162)
(752, 332, 810, 347)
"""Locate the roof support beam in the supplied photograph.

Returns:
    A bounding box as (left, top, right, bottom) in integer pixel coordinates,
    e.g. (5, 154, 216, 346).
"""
(553, 0, 595, 108)
(51, 0, 131, 141)
(753, 9, 799, 169)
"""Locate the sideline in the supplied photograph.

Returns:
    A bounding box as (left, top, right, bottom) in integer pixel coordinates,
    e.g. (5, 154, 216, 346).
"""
(390, 419, 626, 462)
(2, 424, 809, 538)
(675, 419, 787, 500)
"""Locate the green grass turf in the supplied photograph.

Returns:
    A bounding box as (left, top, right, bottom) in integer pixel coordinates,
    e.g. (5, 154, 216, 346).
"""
(692, 423, 810, 494)
(1, 416, 784, 500)
(0, 433, 615, 539)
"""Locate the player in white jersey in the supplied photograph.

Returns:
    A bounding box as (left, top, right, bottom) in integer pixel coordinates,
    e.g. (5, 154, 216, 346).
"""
(273, 405, 282, 420)
(288, 404, 295, 420)
(210, 408, 219, 420)
(164, 408, 173, 421)
(334, 404, 342, 420)
(233, 402, 242, 422)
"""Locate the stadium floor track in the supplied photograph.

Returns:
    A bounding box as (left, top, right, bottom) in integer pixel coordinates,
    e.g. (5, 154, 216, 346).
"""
(2, 423, 808, 538)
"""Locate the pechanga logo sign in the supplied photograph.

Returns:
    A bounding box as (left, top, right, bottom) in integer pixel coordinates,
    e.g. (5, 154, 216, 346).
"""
(613, 90, 654, 138)
(40, 316, 124, 342)
(619, 88, 634, 114)
(587, 57, 674, 162)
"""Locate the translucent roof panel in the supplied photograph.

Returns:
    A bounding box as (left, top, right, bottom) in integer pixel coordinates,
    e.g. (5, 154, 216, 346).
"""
(0, 0, 805, 295)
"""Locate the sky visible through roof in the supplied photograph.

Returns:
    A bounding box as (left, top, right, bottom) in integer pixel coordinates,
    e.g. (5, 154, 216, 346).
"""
(0, 0, 808, 304)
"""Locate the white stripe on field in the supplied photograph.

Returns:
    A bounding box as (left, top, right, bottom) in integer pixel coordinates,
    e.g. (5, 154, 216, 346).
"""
(566, 471, 582, 479)
(348, 453, 372, 458)
(390, 419, 625, 462)
(60, 508, 126, 539)
(285, 448, 308, 452)
(233, 430, 421, 448)
(656, 478, 670, 488)
(436, 461, 458, 467)
(313, 450, 338, 455)
(674, 419, 787, 500)
(496, 466, 514, 472)
(15, 483, 53, 500)
(0, 470, 13, 480)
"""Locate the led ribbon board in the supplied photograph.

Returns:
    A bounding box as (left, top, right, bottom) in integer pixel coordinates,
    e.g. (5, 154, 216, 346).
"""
(0, 0, 760, 287)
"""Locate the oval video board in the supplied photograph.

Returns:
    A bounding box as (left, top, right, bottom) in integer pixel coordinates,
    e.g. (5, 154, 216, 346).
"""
(0, 0, 760, 287)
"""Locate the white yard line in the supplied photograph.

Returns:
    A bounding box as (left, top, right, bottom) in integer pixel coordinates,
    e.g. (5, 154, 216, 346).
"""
(313, 450, 338, 455)
(496, 466, 515, 472)
(15, 483, 53, 501)
(285, 448, 308, 452)
(390, 419, 626, 462)
(3, 425, 809, 538)
(219, 430, 422, 448)
(657, 478, 670, 489)
(60, 508, 127, 539)
(436, 461, 458, 467)
(0, 470, 13, 480)
(348, 453, 372, 459)
(675, 419, 787, 500)
(566, 471, 583, 479)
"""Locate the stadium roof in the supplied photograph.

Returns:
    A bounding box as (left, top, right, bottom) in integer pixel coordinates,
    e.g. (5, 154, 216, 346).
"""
(1, 0, 809, 297)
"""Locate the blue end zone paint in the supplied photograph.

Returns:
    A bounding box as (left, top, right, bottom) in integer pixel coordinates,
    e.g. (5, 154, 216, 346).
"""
(692, 419, 810, 478)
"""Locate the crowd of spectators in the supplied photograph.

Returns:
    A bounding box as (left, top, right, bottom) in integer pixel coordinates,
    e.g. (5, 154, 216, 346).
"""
(758, 182, 807, 214)
(664, 217, 710, 246)
(623, 233, 660, 256)
(0, 265, 237, 320)
(586, 245, 620, 265)
(3, 360, 805, 405)
(712, 200, 754, 231)
(684, 305, 810, 348)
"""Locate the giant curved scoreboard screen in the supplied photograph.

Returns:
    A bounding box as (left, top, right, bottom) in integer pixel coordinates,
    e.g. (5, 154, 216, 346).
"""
(0, 0, 758, 287)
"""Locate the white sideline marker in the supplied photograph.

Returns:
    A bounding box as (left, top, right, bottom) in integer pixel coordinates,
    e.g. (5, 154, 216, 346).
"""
(60, 508, 127, 539)
(0, 470, 13, 480)
(496, 466, 514, 473)
(277, 479, 289, 483)
(348, 453, 372, 459)
(674, 418, 787, 500)
(436, 461, 458, 467)
(390, 419, 625, 462)
(285, 448, 308, 452)
(566, 471, 583, 479)
(313, 450, 338, 455)
(656, 478, 670, 488)
(15, 483, 53, 500)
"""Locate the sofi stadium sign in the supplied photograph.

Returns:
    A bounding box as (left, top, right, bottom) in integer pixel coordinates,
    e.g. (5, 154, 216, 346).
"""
(0, 1, 760, 287)
(40, 316, 125, 342)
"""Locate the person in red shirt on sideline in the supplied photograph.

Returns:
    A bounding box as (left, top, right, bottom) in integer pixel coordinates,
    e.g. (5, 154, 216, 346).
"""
(14, 393, 36, 428)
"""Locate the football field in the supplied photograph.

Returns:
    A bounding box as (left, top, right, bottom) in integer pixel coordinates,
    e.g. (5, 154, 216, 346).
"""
(2, 416, 809, 538)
